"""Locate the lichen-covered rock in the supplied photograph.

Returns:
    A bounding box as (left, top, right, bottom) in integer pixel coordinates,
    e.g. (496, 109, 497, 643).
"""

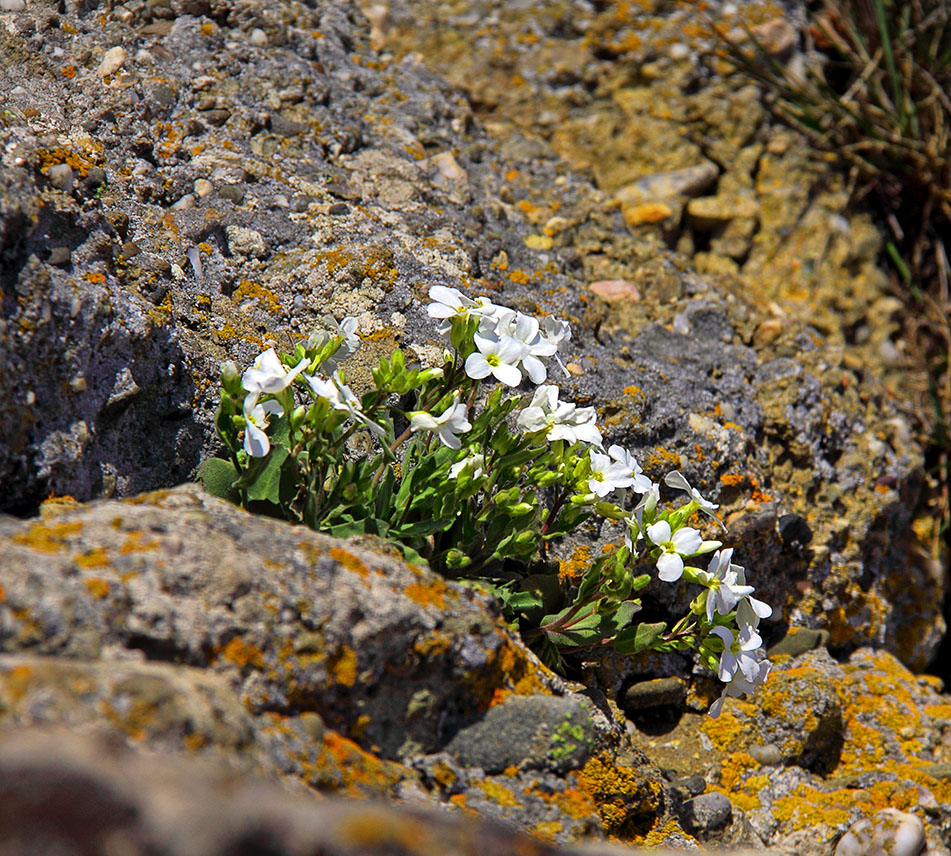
(694, 648, 951, 853)
(0, 484, 687, 845)
(0, 727, 704, 856)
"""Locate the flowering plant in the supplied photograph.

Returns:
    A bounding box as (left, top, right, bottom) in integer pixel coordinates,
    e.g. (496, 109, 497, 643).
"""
(201, 286, 772, 714)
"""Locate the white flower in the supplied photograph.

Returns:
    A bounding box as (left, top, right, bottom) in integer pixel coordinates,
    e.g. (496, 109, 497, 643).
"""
(410, 395, 472, 449)
(709, 658, 772, 718)
(335, 316, 361, 361)
(464, 333, 525, 387)
(703, 548, 756, 623)
(646, 520, 703, 582)
(588, 450, 635, 497)
(427, 287, 498, 337)
(242, 392, 283, 457)
(517, 385, 603, 446)
(305, 372, 384, 436)
(449, 452, 485, 479)
(735, 565, 773, 630)
(664, 471, 725, 530)
(242, 348, 309, 394)
(607, 445, 655, 494)
(541, 316, 572, 376)
(710, 624, 764, 683)
(493, 311, 557, 384)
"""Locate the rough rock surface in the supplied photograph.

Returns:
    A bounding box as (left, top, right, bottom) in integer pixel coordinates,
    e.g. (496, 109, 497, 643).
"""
(0, 484, 680, 845)
(0, 727, 708, 856)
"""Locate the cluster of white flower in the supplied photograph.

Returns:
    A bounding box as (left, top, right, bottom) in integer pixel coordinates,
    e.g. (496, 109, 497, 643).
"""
(232, 284, 773, 716)
(239, 317, 370, 457)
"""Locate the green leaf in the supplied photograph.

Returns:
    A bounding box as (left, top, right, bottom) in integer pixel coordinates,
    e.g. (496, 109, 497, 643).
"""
(198, 457, 239, 502)
(245, 446, 289, 503)
(613, 621, 667, 655)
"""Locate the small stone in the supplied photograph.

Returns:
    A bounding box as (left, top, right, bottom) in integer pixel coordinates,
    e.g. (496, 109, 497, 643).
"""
(193, 178, 213, 198)
(748, 744, 783, 765)
(119, 241, 140, 261)
(623, 201, 673, 226)
(749, 17, 798, 58)
(219, 185, 245, 204)
(226, 225, 267, 259)
(687, 194, 760, 230)
(249, 28, 268, 47)
(523, 234, 553, 251)
(431, 151, 467, 182)
(0, 0, 27, 11)
(680, 792, 732, 836)
(170, 194, 196, 211)
(48, 247, 71, 267)
(445, 695, 595, 774)
(203, 109, 231, 127)
(834, 809, 925, 856)
(46, 163, 75, 193)
(621, 677, 685, 711)
(69, 375, 88, 393)
(589, 279, 641, 304)
(614, 162, 718, 207)
(328, 202, 350, 216)
(98, 46, 128, 77)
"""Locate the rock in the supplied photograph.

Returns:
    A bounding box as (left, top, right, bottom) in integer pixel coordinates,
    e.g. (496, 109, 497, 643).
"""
(834, 809, 926, 856)
(621, 677, 685, 711)
(680, 792, 733, 837)
(98, 46, 127, 77)
(0, 484, 677, 843)
(0, 728, 667, 856)
(445, 694, 596, 774)
(687, 194, 760, 230)
(589, 279, 641, 304)
(225, 225, 267, 259)
(614, 163, 720, 207)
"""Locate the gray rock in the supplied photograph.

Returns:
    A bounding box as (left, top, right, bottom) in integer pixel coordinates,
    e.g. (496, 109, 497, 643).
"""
(680, 792, 733, 837)
(0, 728, 672, 856)
(446, 694, 596, 774)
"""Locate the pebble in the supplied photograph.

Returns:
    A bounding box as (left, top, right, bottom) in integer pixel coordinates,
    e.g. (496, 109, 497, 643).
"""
(249, 28, 268, 47)
(0, 0, 26, 11)
(226, 225, 267, 259)
(680, 792, 732, 836)
(193, 178, 214, 198)
(621, 677, 685, 710)
(170, 194, 196, 211)
(834, 809, 925, 856)
(48, 247, 71, 267)
(589, 279, 641, 304)
(46, 164, 75, 193)
(98, 46, 127, 78)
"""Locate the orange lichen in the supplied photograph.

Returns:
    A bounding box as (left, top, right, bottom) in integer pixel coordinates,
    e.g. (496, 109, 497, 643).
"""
(330, 546, 369, 578)
(218, 637, 264, 669)
(580, 755, 663, 838)
(479, 778, 521, 807)
(120, 532, 160, 554)
(83, 578, 111, 599)
(12, 520, 83, 553)
(329, 646, 358, 688)
(74, 547, 110, 568)
(558, 544, 591, 586)
(404, 580, 448, 611)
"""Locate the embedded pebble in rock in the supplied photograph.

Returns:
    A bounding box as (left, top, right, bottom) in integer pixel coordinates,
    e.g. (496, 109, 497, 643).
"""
(225, 225, 267, 259)
(588, 280, 642, 304)
(98, 46, 127, 77)
(834, 809, 926, 856)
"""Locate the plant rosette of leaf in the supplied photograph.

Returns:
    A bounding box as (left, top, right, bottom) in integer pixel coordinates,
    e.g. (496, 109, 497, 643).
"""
(200, 286, 774, 713)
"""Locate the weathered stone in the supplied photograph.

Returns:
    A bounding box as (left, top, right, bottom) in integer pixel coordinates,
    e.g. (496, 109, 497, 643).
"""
(446, 694, 596, 774)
